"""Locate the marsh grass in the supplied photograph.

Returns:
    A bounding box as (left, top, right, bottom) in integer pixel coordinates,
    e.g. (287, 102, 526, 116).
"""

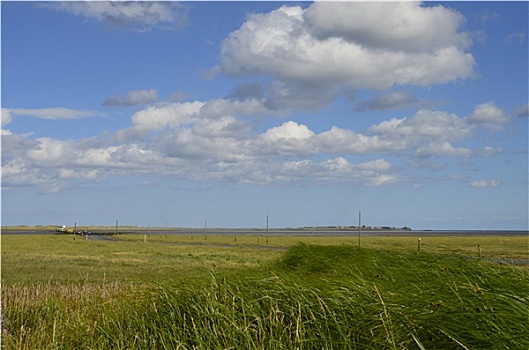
(117, 233, 529, 259)
(1, 235, 277, 284)
(2, 235, 528, 349)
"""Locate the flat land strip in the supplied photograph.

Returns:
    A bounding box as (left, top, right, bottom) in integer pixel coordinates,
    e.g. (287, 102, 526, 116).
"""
(2, 233, 528, 349)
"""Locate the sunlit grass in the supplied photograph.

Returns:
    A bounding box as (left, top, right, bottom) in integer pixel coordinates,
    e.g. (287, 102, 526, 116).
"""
(2, 234, 528, 349)
(1, 234, 280, 284)
(118, 233, 529, 259)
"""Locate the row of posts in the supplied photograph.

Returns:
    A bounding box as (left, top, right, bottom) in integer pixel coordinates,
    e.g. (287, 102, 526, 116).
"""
(83, 216, 486, 259)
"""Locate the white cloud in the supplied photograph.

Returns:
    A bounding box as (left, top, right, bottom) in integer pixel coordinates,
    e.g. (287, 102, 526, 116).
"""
(77, 146, 120, 167)
(469, 179, 502, 188)
(120, 98, 270, 140)
(262, 121, 315, 141)
(1, 109, 12, 126)
(257, 121, 315, 156)
(27, 138, 74, 165)
(2, 96, 511, 192)
(314, 127, 400, 154)
(305, 2, 470, 52)
(369, 109, 472, 144)
(103, 89, 158, 107)
(192, 116, 251, 139)
(255, 123, 401, 158)
(220, 2, 474, 111)
(2, 109, 400, 190)
(46, 2, 188, 32)
(5, 107, 99, 120)
(1, 132, 37, 160)
(415, 142, 471, 158)
(129, 101, 204, 133)
(466, 102, 509, 130)
(59, 168, 100, 181)
(276, 157, 397, 186)
(1, 157, 66, 193)
(366, 105, 512, 158)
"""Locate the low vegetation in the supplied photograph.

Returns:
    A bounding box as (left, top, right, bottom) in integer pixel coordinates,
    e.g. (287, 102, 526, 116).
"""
(2, 234, 528, 349)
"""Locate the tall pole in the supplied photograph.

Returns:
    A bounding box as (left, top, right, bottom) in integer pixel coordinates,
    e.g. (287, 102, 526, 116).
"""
(358, 211, 361, 246)
(115, 220, 118, 235)
(266, 214, 269, 244)
(204, 219, 207, 241)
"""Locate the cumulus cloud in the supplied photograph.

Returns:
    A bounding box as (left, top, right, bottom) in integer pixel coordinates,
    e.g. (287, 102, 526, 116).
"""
(370, 110, 472, 143)
(1, 158, 64, 192)
(1, 109, 13, 134)
(366, 103, 511, 158)
(262, 121, 315, 142)
(219, 2, 474, 111)
(466, 102, 509, 130)
(305, 2, 470, 52)
(1, 100, 398, 191)
(27, 138, 75, 165)
(2, 3, 518, 196)
(2, 97, 511, 192)
(277, 157, 397, 186)
(45, 2, 188, 31)
(103, 89, 158, 107)
(313, 127, 399, 155)
(129, 101, 204, 133)
(415, 142, 471, 158)
(469, 179, 502, 188)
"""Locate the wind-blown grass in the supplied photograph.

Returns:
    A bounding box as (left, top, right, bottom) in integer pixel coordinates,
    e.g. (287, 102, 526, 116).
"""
(2, 238, 528, 349)
(274, 244, 529, 349)
(117, 233, 529, 259)
(1, 234, 276, 284)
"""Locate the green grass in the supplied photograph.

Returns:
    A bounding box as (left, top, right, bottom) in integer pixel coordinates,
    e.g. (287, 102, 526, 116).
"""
(117, 233, 529, 259)
(1, 234, 278, 284)
(2, 234, 528, 349)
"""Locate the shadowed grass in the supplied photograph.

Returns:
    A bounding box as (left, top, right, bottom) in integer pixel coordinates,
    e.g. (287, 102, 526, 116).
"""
(3, 240, 528, 349)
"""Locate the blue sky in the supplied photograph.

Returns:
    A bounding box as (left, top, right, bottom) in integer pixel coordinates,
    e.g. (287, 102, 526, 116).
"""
(2, 1, 528, 230)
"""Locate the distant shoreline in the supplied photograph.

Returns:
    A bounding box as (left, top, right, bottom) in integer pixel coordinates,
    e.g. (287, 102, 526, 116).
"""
(2, 226, 528, 236)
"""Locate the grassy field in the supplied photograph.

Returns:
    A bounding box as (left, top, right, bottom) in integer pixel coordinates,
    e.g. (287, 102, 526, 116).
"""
(1, 234, 276, 285)
(117, 232, 529, 259)
(2, 233, 528, 349)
